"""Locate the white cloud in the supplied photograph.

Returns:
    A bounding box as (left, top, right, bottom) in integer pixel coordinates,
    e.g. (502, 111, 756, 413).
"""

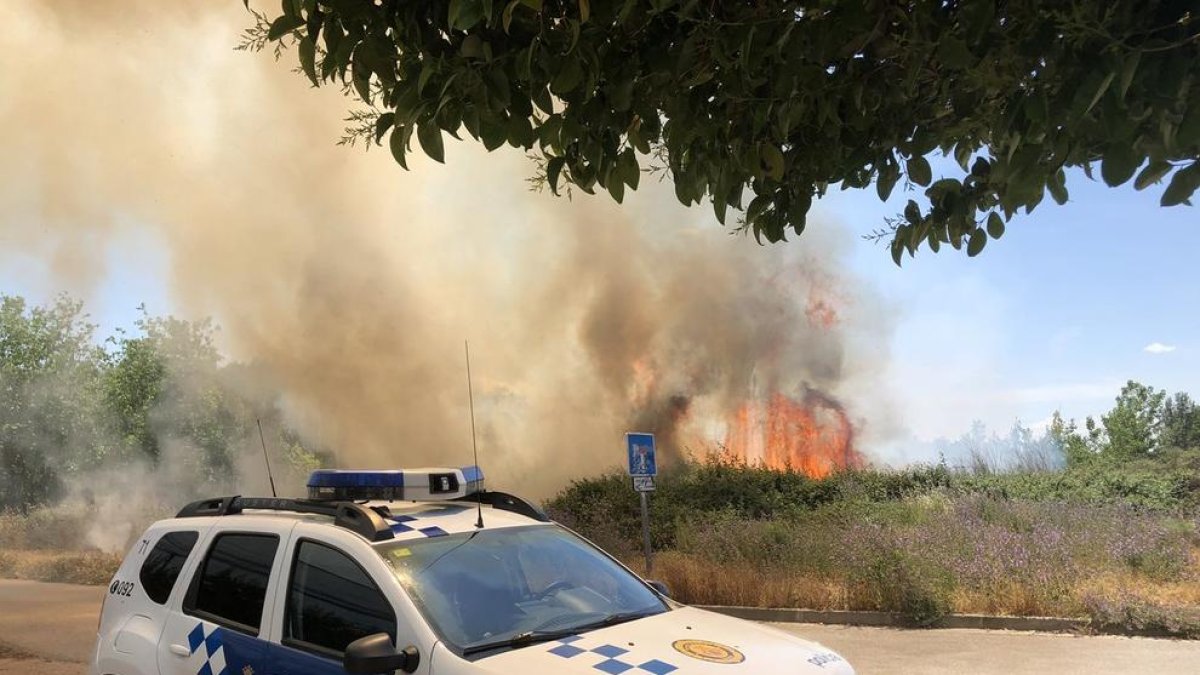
(1144, 342, 1177, 354)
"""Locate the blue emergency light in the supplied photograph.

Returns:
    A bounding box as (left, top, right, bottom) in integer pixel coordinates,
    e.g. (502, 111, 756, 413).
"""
(307, 465, 484, 502)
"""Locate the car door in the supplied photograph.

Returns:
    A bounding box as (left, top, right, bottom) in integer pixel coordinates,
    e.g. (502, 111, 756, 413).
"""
(157, 518, 293, 675)
(263, 523, 435, 675)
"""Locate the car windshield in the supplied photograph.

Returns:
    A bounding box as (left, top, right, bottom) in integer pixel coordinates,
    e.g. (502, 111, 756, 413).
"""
(378, 524, 668, 654)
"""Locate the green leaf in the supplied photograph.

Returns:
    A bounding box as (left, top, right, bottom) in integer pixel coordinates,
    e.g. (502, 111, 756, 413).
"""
(417, 121, 445, 163)
(904, 200, 921, 224)
(986, 212, 1005, 239)
(1161, 163, 1200, 207)
(712, 192, 728, 224)
(578, 0, 590, 23)
(610, 77, 634, 112)
(1134, 160, 1172, 191)
(505, 114, 534, 148)
(461, 35, 484, 59)
(267, 14, 304, 41)
(374, 112, 395, 145)
(1100, 146, 1139, 187)
(936, 38, 974, 69)
(876, 162, 899, 201)
(566, 19, 581, 54)
(449, 0, 486, 30)
(532, 85, 553, 115)
(619, 149, 640, 189)
(954, 143, 972, 172)
(298, 37, 318, 86)
(761, 143, 785, 181)
(907, 155, 932, 186)
(1085, 70, 1115, 115)
(546, 156, 565, 195)
(389, 125, 410, 170)
(480, 117, 507, 151)
(485, 68, 511, 108)
(967, 228, 986, 256)
(502, 0, 518, 32)
(1047, 171, 1068, 205)
(608, 173, 625, 203)
(1117, 51, 1141, 101)
(351, 46, 372, 104)
(551, 59, 582, 95)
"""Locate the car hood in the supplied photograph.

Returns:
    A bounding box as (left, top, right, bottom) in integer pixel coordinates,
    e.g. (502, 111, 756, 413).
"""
(458, 606, 853, 674)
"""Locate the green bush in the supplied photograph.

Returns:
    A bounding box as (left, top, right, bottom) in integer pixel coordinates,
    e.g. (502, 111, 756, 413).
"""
(547, 459, 1198, 556)
(852, 549, 954, 626)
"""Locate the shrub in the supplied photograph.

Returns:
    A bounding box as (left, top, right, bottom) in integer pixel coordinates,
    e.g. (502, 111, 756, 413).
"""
(1082, 590, 1200, 639)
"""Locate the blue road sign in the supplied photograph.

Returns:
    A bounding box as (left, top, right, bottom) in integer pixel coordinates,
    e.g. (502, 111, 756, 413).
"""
(626, 432, 657, 477)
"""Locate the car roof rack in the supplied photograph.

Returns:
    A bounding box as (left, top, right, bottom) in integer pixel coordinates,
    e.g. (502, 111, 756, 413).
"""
(455, 490, 550, 522)
(175, 496, 396, 542)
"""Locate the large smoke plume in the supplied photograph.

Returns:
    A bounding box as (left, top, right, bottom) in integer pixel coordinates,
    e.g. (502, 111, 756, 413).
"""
(0, 1, 894, 501)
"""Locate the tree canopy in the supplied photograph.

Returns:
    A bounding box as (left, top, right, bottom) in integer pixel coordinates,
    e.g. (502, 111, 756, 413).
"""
(0, 295, 321, 512)
(247, 1, 1200, 259)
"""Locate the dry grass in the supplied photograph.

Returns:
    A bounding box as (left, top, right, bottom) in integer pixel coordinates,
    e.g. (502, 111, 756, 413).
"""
(0, 510, 91, 551)
(628, 551, 852, 609)
(627, 549, 1200, 621)
(0, 549, 120, 586)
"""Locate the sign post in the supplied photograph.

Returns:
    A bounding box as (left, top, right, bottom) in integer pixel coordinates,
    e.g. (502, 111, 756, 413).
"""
(626, 432, 657, 575)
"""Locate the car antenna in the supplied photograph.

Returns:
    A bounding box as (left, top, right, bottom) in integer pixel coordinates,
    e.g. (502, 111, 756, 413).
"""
(256, 418, 278, 498)
(465, 340, 484, 529)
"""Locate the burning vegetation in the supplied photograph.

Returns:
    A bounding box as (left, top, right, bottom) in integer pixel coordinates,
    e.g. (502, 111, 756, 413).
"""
(724, 390, 862, 477)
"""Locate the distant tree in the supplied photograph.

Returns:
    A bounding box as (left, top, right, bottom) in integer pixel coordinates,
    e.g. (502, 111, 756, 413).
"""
(246, 1, 1200, 256)
(0, 294, 328, 510)
(0, 295, 108, 511)
(1100, 380, 1167, 459)
(1161, 391, 1200, 449)
(937, 418, 1062, 474)
(104, 322, 167, 463)
(1049, 410, 1095, 467)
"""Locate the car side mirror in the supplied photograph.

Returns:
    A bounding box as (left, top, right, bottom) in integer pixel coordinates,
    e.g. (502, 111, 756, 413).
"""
(647, 580, 671, 598)
(343, 633, 420, 674)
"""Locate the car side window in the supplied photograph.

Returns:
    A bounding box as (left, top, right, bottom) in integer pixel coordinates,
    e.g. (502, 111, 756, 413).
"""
(284, 540, 397, 655)
(139, 531, 199, 605)
(186, 533, 279, 633)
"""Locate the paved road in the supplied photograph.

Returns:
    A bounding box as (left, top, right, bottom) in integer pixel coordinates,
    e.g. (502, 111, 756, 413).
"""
(1, 580, 1198, 673)
(772, 623, 1200, 674)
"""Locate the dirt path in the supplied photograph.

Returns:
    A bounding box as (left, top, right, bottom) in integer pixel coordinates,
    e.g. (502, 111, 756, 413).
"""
(0, 644, 83, 675)
(0, 579, 103, 663)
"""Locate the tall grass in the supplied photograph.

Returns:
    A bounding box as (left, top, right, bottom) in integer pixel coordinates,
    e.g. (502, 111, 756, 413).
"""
(549, 461, 1200, 634)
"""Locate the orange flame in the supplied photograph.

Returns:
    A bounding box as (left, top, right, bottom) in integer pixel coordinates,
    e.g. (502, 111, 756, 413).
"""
(724, 390, 862, 477)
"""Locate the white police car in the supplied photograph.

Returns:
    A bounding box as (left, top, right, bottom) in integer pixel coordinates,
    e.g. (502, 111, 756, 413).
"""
(89, 466, 854, 675)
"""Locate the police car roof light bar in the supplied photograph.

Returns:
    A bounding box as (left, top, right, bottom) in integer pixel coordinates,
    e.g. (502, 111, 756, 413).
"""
(305, 466, 485, 502)
(175, 496, 396, 542)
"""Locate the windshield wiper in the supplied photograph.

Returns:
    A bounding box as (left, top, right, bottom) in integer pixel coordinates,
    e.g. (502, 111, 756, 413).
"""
(461, 610, 662, 657)
(462, 628, 579, 656)
(575, 610, 660, 630)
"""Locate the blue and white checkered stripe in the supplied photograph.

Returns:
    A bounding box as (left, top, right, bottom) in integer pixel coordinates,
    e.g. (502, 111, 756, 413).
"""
(186, 622, 228, 675)
(548, 636, 678, 674)
(388, 514, 449, 537)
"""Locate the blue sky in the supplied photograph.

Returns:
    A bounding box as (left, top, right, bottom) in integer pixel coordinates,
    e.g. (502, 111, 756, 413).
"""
(1, 160, 1195, 447)
(815, 160, 1199, 443)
